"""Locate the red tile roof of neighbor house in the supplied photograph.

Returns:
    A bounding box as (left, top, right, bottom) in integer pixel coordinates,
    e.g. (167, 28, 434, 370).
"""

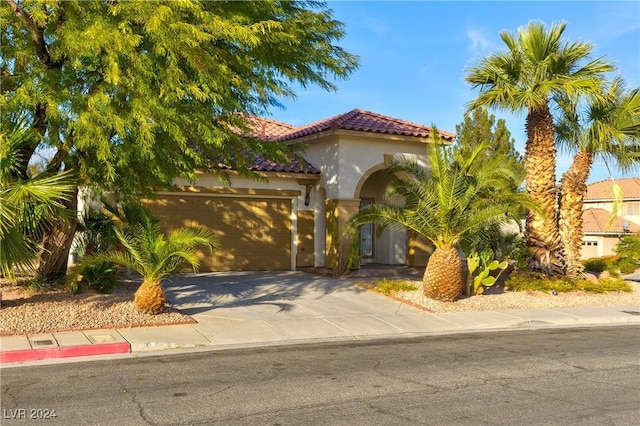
(585, 177, 640, 201)
(582, 208, 640, 234)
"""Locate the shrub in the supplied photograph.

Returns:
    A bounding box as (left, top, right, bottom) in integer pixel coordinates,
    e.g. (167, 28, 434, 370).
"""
(506, 270, 633, 294)
(583, 277, 632, 293)
(615, 235, 640, 260)
(66, 261, 119, 294)
(618, 257, 638, 274)
(505, 271, 577, 293)
(375, 278, 418, 295)
(583, 258, 607, 273)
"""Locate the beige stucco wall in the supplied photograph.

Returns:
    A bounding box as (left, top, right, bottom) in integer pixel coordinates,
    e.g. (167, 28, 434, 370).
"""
(582, 199, 640, 260)
(580, 235, 628, 259)
(583, 200, 640, 227)
(302, 131, 430, 201)
(166, 131, 433, 271)
(303, 131, 431, 268)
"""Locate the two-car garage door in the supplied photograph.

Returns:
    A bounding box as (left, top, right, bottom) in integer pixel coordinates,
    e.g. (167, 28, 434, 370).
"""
(144, 194, 292, 271)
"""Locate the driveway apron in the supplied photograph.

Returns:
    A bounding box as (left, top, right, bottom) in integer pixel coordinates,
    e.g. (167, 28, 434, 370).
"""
(162, 271, 446, 346)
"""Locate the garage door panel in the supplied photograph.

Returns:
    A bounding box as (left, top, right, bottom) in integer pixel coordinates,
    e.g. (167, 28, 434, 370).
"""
(145, 195, 292, 271)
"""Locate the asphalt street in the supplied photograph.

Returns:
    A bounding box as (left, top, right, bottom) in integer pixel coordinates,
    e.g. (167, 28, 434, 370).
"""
(1, 326, 639, 425)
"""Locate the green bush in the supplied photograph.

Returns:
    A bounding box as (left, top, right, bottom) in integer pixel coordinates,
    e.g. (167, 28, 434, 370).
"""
(505, 271, 576, 293)
(618, 258, 638, 274)
(583, 277, 632, 293)
(615, 235, 640, 260)
(583, 258, 607, 273)
(375, 278, 418, 295)
(506, 271, 633, 294)
(66, 261, 119, 294)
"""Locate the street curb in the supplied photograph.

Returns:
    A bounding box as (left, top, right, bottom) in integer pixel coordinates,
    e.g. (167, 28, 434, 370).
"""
(0, 342, 131, 364)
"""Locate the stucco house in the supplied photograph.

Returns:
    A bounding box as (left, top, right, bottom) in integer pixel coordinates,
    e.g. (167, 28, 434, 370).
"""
(581, 177, 640, 259)
(143, 109, 454, 272)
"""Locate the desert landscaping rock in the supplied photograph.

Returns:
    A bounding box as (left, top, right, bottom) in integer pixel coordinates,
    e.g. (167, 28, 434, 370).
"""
(0, 279, 194, 335)
(393, 280, 640, 313)
(1, 274, 638, 336)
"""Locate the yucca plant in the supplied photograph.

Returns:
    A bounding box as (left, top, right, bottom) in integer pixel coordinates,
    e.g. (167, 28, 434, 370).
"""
(346, 129, 532, 301)
(78, 213, 218, 314)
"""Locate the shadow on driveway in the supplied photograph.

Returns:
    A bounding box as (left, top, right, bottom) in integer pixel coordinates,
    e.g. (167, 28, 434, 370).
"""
(163, 271, 368, 316)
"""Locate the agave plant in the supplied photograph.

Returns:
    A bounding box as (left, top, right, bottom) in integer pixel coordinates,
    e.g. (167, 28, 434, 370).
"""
(346, 129, 532, 301)
(78, 213, 218, 314)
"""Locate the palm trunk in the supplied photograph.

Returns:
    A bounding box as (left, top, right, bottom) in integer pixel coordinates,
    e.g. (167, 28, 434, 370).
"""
(524, 104, 564, 275)
(423, 245, 462, 302)
(36, 185, 79, 283)
(559, 150, 593, 277)
(134, 279, 167, 314)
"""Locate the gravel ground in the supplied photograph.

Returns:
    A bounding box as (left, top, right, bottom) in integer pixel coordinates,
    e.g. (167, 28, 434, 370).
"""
(0, 278, 194, 336)
(390, 280, 640, 313)
(1, 272, 639, 335)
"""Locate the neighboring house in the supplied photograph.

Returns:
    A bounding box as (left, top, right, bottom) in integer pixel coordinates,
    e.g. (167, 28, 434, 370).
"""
(581, 177, 640, 259)
(143, 109, 454, 272)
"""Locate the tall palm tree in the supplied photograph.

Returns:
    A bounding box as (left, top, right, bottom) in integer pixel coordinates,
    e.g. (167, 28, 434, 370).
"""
(556, 78, 640, 276)
(346, 130, 531, 301)
(79, 213, 218, 314)
(465, 21, 614, 275)
(0, 113, 75, 280)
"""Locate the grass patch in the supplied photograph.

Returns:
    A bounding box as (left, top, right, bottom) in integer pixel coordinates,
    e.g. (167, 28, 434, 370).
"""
(584, 277, 632, 293)
(374, 278, 418, 295)
(506, 271, 632, 294)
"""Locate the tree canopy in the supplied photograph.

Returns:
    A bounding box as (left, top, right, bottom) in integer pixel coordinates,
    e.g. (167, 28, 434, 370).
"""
(1, 0, 358, 280)
(464, 21, 614, 275)
(0, 0, 359, 192)
(454, 108, 524, 192)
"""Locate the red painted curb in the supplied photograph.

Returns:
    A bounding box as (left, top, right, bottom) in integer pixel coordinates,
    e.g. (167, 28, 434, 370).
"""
(0, 342, 130, 364)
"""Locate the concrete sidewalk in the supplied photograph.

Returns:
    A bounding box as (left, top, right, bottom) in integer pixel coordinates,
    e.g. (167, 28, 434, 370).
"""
(2, 271, 639, 365)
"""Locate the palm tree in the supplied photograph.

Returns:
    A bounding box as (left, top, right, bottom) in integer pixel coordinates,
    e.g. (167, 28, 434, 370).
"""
(556, 78, 640, 276)
(79, 213, 218, 314)
(0, 113, 75, 280)
(345, 130, 531, 301)
(465, 21, 614, 275)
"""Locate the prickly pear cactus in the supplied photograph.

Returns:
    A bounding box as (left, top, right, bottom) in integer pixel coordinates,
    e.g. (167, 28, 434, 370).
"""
(467, 251, 508, 295)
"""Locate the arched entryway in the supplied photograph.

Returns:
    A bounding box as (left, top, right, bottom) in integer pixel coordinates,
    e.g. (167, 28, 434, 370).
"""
(355, 168, 407, 265)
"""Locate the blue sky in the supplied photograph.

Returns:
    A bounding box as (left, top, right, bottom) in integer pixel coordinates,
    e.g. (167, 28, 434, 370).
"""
(268, 1, 640, 184)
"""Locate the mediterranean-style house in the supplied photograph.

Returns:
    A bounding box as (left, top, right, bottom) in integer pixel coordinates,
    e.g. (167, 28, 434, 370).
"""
(581, 177, 640, 259)
(142, 109, 454, 272)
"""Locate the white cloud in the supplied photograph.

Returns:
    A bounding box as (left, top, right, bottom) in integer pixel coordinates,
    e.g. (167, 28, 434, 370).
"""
(590, 2, 640, 42)
(359, 18, 388, 38)
(466, 27, 492, 53)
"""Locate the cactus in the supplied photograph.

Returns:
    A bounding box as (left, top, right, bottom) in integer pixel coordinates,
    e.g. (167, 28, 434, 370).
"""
(467, 250, 509, 295)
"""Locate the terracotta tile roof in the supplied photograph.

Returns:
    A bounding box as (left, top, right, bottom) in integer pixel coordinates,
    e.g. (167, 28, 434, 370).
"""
(243, 116, 298, 142)
(275, 109, 456, 141)
(585, 178, 640, 201)
(217, 154, 320, 175)
(582, 208, 640, 234)
(228, 109, 455, 174)
(257, 154, 318, 174)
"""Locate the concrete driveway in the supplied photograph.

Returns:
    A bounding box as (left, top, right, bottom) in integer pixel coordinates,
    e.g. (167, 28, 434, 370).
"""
(144, 270, 639, 352)
(159, 271, 451, 348)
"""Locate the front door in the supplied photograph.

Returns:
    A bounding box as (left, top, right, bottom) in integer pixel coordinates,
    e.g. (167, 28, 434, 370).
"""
(360, 199, 374, 260)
